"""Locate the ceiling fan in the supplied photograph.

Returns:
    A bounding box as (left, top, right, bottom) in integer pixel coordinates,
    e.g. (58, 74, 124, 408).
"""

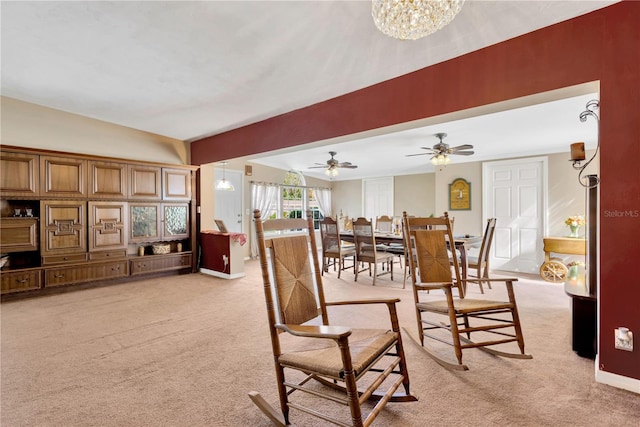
(309, 151, 358, 177)
(406, 132, 474, 165)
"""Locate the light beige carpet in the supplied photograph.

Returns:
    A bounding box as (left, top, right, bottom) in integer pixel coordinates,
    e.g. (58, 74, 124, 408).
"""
(1, 260, 638, 426)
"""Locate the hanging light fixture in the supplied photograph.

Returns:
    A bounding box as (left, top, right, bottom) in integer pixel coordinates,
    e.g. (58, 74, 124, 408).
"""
(431, 153, 451, 166)
(216, 161, 235, 191)
(372, 0, 465, 41)
(325, 165, 339, 177)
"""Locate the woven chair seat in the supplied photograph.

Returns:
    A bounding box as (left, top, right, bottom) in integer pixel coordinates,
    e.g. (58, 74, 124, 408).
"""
(416, 298, 513, 314)
(279, 328, 397, 378)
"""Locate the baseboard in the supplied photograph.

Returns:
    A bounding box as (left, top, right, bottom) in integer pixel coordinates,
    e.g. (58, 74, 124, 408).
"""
(199, 268, 245, 280)
(595, 355, 640, 394)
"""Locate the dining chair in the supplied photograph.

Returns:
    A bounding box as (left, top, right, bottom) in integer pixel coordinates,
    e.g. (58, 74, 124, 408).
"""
(467, 218, 497, 293)
(352, 217, 395, 285)
(250, 209, 417, 426)
(319, 216, 355, 278)
(402, 211, 532, 371)
(375, 215, 393, 232)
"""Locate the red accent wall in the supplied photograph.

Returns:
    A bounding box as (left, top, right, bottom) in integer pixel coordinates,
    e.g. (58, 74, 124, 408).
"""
(191, 2, 640, 380)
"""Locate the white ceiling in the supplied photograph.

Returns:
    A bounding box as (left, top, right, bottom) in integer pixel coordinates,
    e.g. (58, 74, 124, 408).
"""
(1, 1, 613, 180)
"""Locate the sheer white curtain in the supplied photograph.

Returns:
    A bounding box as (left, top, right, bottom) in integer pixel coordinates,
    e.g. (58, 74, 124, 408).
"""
(314, 187, 332, 218)
(250, 182, 279, 258)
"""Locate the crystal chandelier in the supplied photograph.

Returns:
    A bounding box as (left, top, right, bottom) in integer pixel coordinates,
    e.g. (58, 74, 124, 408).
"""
(372, 0, 465, 40)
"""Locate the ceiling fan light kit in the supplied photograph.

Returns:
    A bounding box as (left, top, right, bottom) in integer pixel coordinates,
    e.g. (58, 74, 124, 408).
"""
(407, 132, 474, 167)
(310, 151, 358, 178)
(372, 0, 465, 40)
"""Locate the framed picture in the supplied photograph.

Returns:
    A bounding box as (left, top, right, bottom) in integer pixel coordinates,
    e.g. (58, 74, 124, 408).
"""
(449, 178, 471, 210)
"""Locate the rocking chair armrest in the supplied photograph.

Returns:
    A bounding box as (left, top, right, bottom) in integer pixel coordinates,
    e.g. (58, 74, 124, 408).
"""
(415, 282, 453, 291)
(276, 323, 352, 340)
(325, 299, 402, 331)
(325, 298, 401, 307)
(462, 277, 518, 287)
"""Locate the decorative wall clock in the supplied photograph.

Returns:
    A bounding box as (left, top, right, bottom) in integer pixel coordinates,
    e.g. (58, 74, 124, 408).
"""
(449, 178, 471, 210)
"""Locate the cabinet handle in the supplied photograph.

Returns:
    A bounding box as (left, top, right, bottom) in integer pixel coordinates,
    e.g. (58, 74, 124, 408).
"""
(111, 266, 119, 271)
(54, 273, 65, 279)
(16, 279, 29, 284)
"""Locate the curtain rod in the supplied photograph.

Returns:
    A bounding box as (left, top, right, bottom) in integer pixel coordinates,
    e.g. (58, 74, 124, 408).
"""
(250, 180, 330, 191)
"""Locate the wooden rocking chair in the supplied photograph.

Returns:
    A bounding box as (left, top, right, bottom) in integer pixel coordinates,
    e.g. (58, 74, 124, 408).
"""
(402, 211, 532, 371)
(250, 209, 417, 426)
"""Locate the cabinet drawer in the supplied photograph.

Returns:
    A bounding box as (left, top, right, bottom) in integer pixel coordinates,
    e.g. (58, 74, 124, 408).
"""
(45, 260, 129, 287)
(130, 253, 192, 276)
(1, 269, 42, 294)
(0, 218, 38, 252)
(42, 253, 88, 265)
(89, 250, 127, 261)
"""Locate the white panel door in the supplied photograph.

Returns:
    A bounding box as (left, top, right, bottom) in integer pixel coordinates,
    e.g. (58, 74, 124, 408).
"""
(483, 158, 547, 273)
(363, 177, 394, 221)
(214, 169, 243, 233)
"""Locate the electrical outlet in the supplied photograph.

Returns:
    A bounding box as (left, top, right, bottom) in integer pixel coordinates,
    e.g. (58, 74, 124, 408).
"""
(615, 327, 633, 351)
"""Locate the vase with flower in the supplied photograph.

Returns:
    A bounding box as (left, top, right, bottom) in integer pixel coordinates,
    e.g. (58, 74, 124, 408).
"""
(565, 215, 586, 238)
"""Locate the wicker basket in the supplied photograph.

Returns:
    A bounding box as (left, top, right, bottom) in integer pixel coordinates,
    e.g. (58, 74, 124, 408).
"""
(151, 244, 171, 255)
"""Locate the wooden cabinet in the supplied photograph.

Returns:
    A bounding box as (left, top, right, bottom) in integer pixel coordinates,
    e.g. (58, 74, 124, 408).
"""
(45, 260, 129, 287)
(88, 201, 127, 253)
(130, 253, 192, 276)
(40, 155, 87, 198)
(129, 164, 161, 200)
(0, 146, 198, 297)
(89, 161, 127, 199)
(162, 168, 192, 201)
(0, 151, 39, 197)
(1, 268, 42, 294)
(0, 218, 39, 252)
(40, 200, 87, 263)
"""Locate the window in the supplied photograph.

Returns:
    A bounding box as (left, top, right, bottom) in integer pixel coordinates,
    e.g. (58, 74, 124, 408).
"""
(280, 186, 324, 229)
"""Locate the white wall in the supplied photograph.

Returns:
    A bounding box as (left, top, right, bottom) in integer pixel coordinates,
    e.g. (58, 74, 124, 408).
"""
(331, 150, 598, 237)
(1, 97, 189, 164)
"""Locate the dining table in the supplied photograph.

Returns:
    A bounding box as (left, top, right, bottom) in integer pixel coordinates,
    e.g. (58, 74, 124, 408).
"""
(339, 230, 482, 281)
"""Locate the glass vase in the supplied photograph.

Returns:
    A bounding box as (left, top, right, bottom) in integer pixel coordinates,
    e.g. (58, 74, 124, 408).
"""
(569, 225, 580, 238)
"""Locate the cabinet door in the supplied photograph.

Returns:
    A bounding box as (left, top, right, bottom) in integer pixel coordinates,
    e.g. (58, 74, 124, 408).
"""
(129, 203, 160, 243)
(40, 155, 87, 197)
(0, 218, 39, 252)
(40, 200, 87, 257)
(162, 203, 189, 240)
(162, 168, 192, 201)
(89, 161, 127, 199)
(0, 151, 39, 197)
(129, 165, 161, 200)
(89, 201, 127, 252)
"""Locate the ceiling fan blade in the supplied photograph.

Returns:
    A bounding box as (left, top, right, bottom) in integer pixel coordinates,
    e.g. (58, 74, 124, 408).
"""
(341, 165, 358, 169)
(450, 150, 475, 156)
(308, 165, 327, 169)
(336, 162, 353, 167)
(449, 144, 474, 151)
(406, 153, 430, 157)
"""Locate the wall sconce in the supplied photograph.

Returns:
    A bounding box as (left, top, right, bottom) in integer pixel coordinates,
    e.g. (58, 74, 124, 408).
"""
(570, 142, 586, 168)
(571, 100, 600, 188)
